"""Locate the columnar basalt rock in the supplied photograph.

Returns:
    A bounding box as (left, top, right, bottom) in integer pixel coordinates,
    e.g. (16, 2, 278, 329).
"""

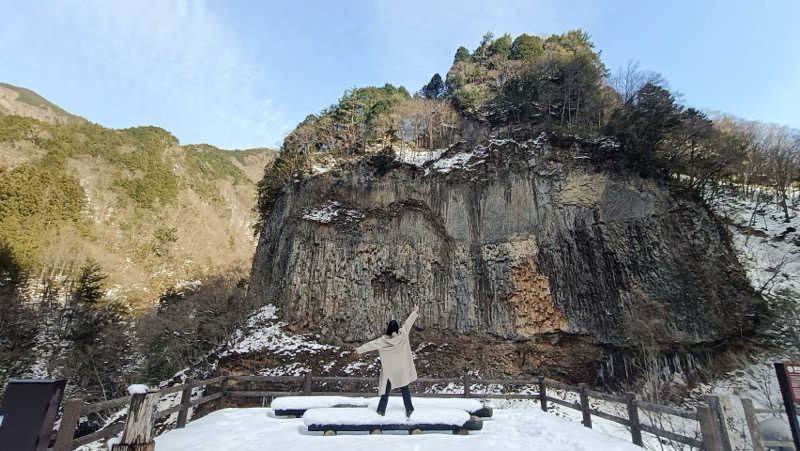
(247, 134, 762, 380)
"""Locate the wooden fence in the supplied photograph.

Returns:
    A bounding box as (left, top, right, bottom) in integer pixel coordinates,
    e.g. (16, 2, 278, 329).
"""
(52, 376, 226, 451)
(52, 373, 727, 450)
(741, 399, 796, 450)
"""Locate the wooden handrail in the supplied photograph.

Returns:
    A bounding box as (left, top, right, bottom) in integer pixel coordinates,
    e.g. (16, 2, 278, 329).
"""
(636, 399, 699, 420)
(53, 373, 713, 450)
(81, 395, 131, 414)
(585, 388, 626, 403)
(230, 375, 304, 382)
(753, 408, 784, 414)
(235, 374, 540, 386)
(639, 423, 704, 448)
(71, 423, 124, 447)
(226, 390, 537, 400)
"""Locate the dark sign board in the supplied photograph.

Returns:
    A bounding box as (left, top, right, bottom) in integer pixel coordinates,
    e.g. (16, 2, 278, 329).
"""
(0, 379, 67, 451)
(784, 363, 800, 403)
(775, 362, 800, 450)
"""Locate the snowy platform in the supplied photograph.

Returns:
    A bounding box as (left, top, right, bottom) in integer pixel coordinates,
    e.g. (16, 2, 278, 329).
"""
(366, 397, 492, 418)
(271, 396, 368, 417)
(302, 407, 480, 434)
(271, 396, 492, 418)
(154, 407, 643, 450)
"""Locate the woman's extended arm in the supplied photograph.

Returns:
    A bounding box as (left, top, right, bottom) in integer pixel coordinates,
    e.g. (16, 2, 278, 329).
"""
(401, 304, 419, 335)
(355, 337, 385, 354)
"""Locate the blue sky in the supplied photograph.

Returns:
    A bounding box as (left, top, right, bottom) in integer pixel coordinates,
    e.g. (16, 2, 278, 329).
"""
(1, 0, 798, 149)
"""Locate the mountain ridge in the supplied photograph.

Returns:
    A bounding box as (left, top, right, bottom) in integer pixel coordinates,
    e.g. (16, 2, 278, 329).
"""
(0, 82, 88, 125)
(0, 83, 277, 306)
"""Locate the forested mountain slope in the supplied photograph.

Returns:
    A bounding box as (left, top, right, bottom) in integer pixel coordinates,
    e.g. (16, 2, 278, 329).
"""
(0, 84, 277, 400)
(0, 83, 276, 306)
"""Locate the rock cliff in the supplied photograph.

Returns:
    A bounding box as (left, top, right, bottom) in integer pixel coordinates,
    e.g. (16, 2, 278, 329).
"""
(247, 132, 762, 381)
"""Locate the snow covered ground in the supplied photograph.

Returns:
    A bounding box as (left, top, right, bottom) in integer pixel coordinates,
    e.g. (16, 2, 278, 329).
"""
(153, 407, 642, 451)
(221, 305, 335, 359)
(691, 189, 799, 408)
(711, 189, 800, 300)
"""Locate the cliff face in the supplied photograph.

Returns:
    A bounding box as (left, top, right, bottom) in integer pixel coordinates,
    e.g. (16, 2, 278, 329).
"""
(248, 133, 761, 380)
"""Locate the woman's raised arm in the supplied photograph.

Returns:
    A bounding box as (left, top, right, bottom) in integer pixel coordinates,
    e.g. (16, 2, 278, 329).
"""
(401, 304, 419, 335)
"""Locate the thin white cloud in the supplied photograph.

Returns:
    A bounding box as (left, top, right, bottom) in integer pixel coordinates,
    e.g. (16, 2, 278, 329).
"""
(21, 0, 287, 148)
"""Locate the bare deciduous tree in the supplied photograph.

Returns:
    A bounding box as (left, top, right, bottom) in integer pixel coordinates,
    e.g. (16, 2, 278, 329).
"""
(762, 125, 799, 222)
(610, 60, 666, 105)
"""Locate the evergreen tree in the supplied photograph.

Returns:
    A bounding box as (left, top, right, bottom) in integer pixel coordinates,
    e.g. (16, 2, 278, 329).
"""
(472, 31, 495, 61)
(454, 46, 471, 63)
(510, 34, 543, 60)
(66, 259, 125, 346)
(67, 260, 105, 344)
(488, 33, 512, 58)
(0, 241, 22, 289)
(605, 83, 682, 174)
(421, 73, 446, 99)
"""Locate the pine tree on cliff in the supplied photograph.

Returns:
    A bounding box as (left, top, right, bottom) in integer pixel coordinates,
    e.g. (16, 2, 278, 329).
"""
(421, 73, 446, 99)
(605, 82, 682, 174)
(510, 34, 543, 60)
(453, 46, 471, 63)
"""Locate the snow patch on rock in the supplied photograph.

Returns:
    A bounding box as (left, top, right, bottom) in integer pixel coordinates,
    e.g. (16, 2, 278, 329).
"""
(426, 148, 488, 175)
(302, 201, 363, 224)
(222, 305, 336, 358)
(395, 148, 448, 166)
(312, 163, 335, 175)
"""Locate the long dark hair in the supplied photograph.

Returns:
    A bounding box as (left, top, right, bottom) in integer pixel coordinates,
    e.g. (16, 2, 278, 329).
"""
(385, 320, 399, 336)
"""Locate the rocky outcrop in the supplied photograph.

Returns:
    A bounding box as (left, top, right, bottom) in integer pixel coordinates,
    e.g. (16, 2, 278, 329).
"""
(247, 133, 762, 381)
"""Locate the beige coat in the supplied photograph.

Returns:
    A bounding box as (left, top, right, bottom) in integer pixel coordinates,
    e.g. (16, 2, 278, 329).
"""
(356, 311, 418, 395)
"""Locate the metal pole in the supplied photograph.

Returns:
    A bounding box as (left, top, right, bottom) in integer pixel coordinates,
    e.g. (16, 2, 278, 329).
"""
(774, 363, 800, 450)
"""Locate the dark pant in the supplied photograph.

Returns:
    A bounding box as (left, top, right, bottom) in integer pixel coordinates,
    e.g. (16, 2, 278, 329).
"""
(376, 380, 413, 414)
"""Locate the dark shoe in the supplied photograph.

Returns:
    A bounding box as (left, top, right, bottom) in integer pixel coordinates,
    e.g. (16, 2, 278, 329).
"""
(405, 408, 414, 418)
(376, 409, 385, 416)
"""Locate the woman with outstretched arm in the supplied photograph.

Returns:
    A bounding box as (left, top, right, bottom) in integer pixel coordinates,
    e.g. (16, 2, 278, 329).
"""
(354, 304, 419, 417)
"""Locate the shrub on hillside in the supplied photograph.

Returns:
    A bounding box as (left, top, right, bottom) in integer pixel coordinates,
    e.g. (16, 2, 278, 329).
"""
(136, 274, 256, 383)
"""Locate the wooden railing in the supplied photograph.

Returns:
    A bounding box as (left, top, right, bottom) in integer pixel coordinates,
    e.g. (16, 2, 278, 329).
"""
(51, 373, 725, 450)
(741, 398, 796, 450)
(52, 376, 226, 451)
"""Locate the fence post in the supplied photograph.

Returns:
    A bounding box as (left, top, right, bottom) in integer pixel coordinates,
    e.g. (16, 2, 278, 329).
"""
(579, 385, 592, 428)
(176, 380, 193, 428)
(303, 372, 313, 394)
(216, 376, 228, 411)
(111, 390, 159, 451)
(625, 393, 643, 446)
(538, 376, 547, 412)
(53, 398, 82, 451)
(741, 398, 765, 451)
(698, 402, 726, 451)
(463, 372, 471, 398)
(702, 396, 734, 451)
